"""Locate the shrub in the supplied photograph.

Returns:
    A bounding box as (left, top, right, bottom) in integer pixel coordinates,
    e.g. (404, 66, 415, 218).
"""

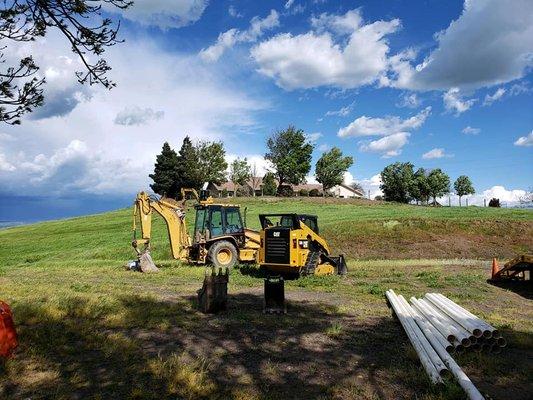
(488, 198, 501, 208)
(309, 188, 321, 197)
(221, 188, 228, 197)
(277, 185, 294, 197)
(298, 189, 309, 197)
(236, 187, 250, 197)
(374, 195, 383, 201)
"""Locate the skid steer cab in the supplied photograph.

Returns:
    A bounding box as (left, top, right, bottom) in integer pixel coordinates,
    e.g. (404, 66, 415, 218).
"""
(257, 213, 347, 277)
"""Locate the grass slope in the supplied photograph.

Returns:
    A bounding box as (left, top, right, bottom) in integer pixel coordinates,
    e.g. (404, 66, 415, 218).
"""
(0, 198, 532, 399)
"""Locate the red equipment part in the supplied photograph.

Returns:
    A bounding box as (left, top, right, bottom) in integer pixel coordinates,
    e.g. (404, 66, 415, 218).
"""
(0, 301, 18, 358)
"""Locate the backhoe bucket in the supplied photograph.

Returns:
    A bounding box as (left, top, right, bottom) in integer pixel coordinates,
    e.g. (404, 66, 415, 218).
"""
(139, 251, 159, 273)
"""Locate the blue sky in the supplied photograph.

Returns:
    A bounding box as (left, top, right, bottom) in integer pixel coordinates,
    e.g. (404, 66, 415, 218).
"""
(0, 0, 532, 222)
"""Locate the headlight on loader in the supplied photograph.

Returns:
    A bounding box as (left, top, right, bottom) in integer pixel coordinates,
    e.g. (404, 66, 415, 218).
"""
(298, 240, 309, 248)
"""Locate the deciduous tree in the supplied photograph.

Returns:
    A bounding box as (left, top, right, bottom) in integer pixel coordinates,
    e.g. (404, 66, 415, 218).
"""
(427, 168, 450, 205)
(265, 126, 313, 193)
(229, 157, 251, 196)
(380, 162, 415, 203)
(453, 175, 475, 206)
(197, 140, 227, 186)
(262, 172, 277, 196)
(315, 147, 353, 192)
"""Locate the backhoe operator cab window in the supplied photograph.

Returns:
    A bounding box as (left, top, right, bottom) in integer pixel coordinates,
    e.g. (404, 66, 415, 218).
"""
(196, 206, 244, 239)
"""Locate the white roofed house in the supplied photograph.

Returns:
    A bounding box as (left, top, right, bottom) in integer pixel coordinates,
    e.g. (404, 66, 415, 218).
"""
(328, 184, 364, 198)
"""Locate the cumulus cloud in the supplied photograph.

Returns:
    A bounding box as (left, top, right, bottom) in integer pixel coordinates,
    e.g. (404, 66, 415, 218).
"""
(483, 88, 506, 106)
(514, 131, 533, 147)
(104, 0, 209, 29)
(388, 0, 533, 91)
(0, 38, 265, 198)
(442, 88, 476, 115)
(325, 101, 355, 117)
(359, 132, 410, 158)
(443, 185, 529, 206)
(318, 143, 331, 152)
(422, 148, 453, 159)
(338, 107, 430, 157)
(251, 9, 400, 90)
(114, 106, 164, 126)
(338, 107, 430, 137)
(0, 153, 16, 172)
(200, 10, 279, 62)
(462, 126, 480, 135)
(359, 174, 383, 199)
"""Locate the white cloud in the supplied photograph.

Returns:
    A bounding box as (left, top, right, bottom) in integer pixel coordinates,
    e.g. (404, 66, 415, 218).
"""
(443, 185, 528, 206)
(462, 126, 480, 135)
(442, 88, 476, 115)
(359, 174, 383, 199)
(225, 154, 271, 177)
(388, 0, 533, 91)
(514, 131, 533, 147)
(114, 106, 164, 126)
(338, 107, 430, 137)
(310, 9, 363, 35)
(422, 148, 453, 159)
(0, 38, 265, 197)
(104, 0, 209, 29)
(228, 5, 242, 18)
(305, 132, 322, 144)
(318, 143, 331, 152)
(0, 153, 16, 172)
(284, 0, 295, 9)
(325, 101, 355, 117)
(509, 81, 531, 96)
(483, 88, 506, 106)
(396, 93, 420, 109)
(359, 132, 410, 158)
(251, 9, 400, 90)
(342, 171, 354, 185)
(200, 10, 279, 62)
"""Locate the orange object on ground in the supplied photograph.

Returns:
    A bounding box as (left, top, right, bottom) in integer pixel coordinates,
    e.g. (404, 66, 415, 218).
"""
(491, 258, 500, 279)
(0, 301, 18, 358)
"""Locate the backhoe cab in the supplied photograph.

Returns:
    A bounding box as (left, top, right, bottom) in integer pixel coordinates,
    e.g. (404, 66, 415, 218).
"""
(132, 189, 260, 271)
(258, 213, 347, 276)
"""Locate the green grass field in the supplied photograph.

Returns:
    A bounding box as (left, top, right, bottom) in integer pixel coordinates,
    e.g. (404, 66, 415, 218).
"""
(1, 198, 532, 399)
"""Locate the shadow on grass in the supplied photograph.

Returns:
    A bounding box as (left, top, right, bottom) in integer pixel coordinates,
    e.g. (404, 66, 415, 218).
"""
(487, 280, 533, 300)
(2, 293, 532, 399)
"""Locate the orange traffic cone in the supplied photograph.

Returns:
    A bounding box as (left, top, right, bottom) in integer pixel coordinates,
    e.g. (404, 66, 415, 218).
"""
(491, 258, 500, 279)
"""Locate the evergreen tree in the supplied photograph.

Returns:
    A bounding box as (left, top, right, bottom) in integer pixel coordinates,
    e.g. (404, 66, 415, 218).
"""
(262, 172, 277, 196)
(453, 175, 475, 206)
(177, 136, 202, 190)
(315, 147, 353, 192)
(265, 126, 313, 193)
(149, 142, 180, 198)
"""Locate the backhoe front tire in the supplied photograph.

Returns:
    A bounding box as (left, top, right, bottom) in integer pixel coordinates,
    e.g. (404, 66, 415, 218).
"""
(208, 240, 238, 269)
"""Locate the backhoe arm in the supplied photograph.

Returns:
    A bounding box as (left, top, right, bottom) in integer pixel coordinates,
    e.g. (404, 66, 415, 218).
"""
(132, 192, 191, 260)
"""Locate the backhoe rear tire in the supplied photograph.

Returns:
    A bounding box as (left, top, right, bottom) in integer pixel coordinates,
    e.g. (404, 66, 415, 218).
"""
(208, 240, 238, 269)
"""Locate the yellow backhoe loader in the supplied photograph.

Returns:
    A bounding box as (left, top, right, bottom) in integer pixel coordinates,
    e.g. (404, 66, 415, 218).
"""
(257, 213, 347, 276)
(131, 189, 260, 271)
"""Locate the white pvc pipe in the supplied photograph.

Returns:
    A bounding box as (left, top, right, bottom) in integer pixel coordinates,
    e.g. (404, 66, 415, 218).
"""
(418, 299, 472, 346)
(409, 297, 455, 353)
(397, 295, 450, 377)
(386, 290, 443, 384)
(411, 298, 456, 342)
(425, 294, 483, 338)
(433, 293, 499, 338)
(403, 298, 485, 400)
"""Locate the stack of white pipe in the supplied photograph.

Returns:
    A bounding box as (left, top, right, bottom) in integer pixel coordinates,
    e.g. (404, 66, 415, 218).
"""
(417, 293, 506, 354)
(386, 289, 485, 400)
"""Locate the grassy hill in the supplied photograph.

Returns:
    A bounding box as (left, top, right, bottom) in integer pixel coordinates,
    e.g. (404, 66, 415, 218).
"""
(0, 198, 532, 399)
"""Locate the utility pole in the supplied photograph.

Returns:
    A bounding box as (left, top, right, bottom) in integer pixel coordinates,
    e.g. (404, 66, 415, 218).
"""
(466, 198, 469, 207)
(484, 198, 486, 207)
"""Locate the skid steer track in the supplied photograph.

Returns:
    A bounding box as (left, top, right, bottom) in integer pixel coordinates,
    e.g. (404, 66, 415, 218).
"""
(302, 251, 320, 275)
